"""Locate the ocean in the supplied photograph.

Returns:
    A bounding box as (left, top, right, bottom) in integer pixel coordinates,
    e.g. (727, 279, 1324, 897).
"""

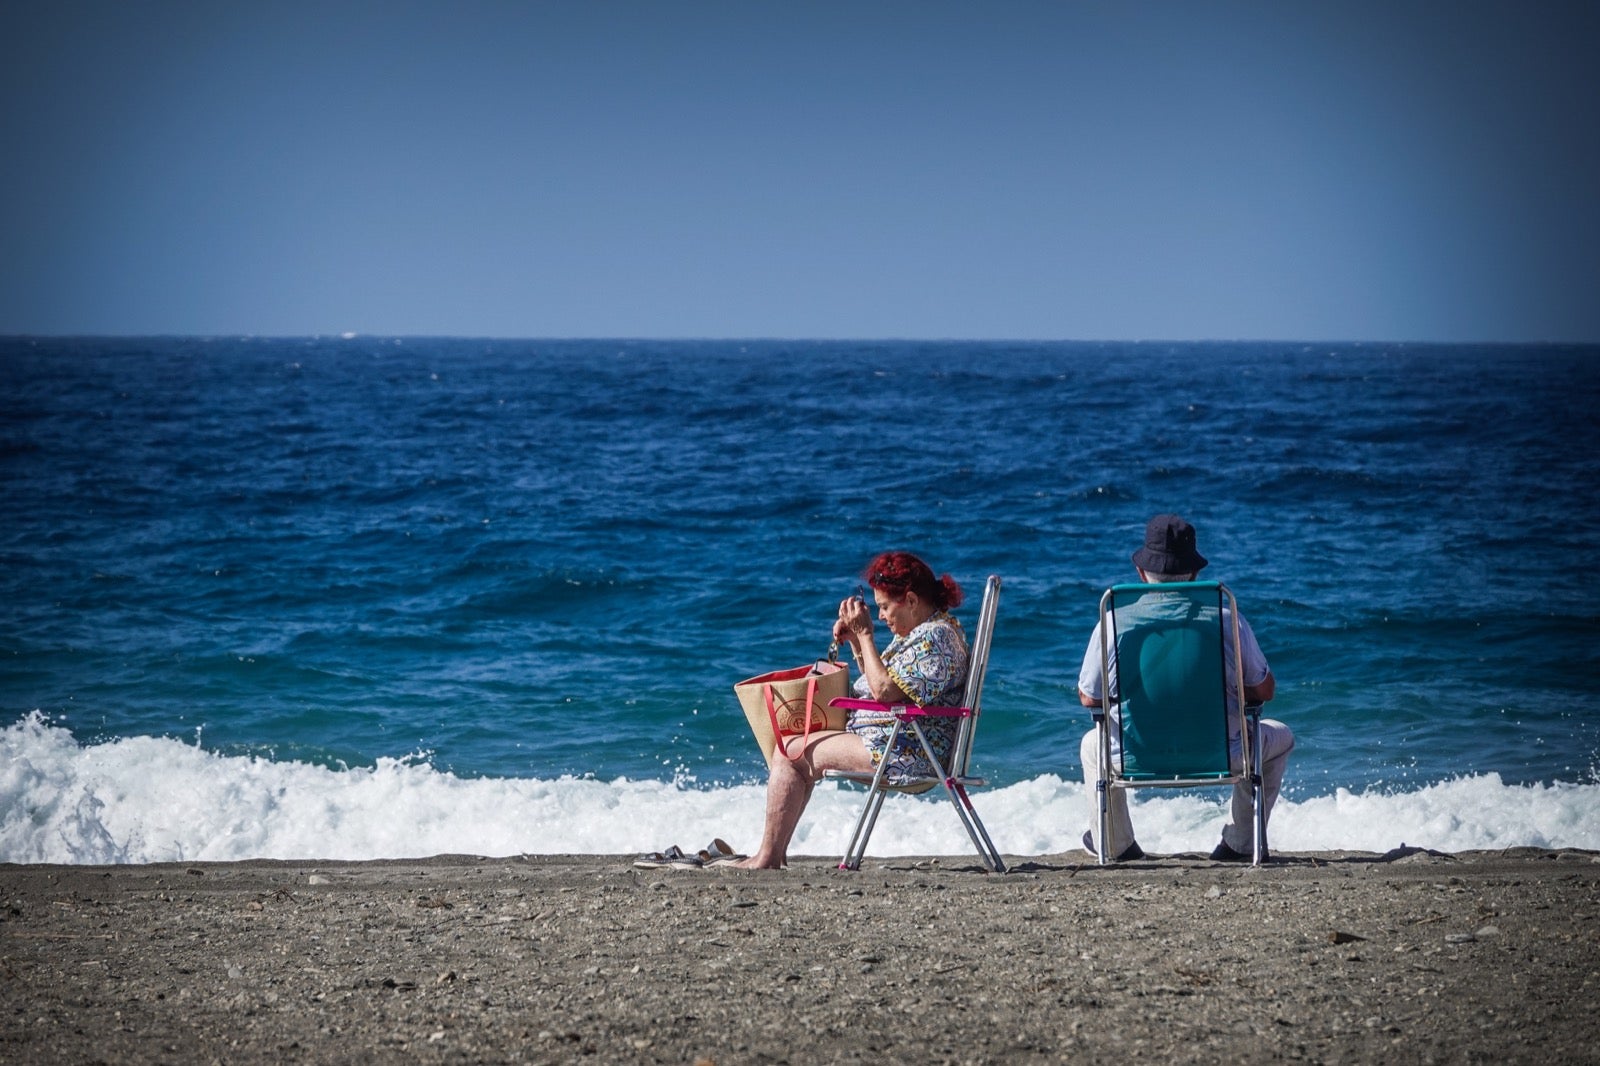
(3, 336, 1598, 865)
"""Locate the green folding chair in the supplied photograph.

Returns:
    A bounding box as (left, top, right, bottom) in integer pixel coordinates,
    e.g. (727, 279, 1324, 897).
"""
(1094, 580, 1265, 865)
(824, 574, 1006, 873)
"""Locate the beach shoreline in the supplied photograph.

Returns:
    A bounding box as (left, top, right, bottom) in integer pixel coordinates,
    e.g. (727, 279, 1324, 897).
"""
(4, 848, 1597, 1064)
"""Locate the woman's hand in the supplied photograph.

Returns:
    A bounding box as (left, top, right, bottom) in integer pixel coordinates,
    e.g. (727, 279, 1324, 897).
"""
(834, 595, 874, 648)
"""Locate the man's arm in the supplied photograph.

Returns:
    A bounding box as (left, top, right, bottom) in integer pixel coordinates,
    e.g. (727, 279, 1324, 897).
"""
(1076, 621, 1107, 709)
(1234, 611, 1274, 704)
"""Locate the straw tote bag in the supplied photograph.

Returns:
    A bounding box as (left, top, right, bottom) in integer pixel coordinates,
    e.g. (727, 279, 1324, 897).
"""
(734, 657, 850, 760)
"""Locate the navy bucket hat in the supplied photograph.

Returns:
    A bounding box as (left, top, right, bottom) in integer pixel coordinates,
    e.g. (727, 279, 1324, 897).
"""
(1131, 514, 1209, 575)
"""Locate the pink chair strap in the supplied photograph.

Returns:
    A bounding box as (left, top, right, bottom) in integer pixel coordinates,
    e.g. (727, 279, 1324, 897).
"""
(829, 697, 973, 718)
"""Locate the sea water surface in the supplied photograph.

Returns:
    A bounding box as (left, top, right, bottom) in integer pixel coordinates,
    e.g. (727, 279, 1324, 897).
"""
(3, 337, 1598, 864)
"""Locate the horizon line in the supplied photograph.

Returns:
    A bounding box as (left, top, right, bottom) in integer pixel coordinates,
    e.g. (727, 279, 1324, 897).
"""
(4, 333, 1595, 347)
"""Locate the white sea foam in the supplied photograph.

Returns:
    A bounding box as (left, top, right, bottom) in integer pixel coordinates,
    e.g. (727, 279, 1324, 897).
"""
(4, 713, 1597, 865)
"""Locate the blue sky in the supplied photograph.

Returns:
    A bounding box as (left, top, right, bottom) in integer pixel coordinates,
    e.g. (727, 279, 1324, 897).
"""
(2, 1, 1596, 341)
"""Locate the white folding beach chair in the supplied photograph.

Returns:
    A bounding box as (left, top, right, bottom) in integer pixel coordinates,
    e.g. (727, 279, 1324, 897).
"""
(823, 574, 1006, 873)
(1093, 580, 1266, 866)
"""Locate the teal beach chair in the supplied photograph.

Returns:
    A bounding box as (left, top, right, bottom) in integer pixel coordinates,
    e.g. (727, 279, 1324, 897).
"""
(824, 574, 1006, 873)
(1094, 580, 1265, 866)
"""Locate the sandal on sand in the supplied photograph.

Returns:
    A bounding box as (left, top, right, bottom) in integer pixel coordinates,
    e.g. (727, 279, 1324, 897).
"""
(633, 845, 702, 870)
(697, 838, 746, 867)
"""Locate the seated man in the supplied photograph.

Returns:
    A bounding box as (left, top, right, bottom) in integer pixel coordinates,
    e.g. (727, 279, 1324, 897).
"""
(1075, 514, 1294, 862)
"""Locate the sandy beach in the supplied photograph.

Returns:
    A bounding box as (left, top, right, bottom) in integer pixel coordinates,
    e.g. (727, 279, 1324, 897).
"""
(3, 847, 1597, 1064)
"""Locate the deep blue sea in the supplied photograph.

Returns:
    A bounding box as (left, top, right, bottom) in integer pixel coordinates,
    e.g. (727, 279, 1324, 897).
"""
(3, 337, 1598, 863)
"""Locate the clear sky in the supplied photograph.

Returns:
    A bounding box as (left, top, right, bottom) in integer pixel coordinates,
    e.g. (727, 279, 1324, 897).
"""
(2, 1, 1596, 342)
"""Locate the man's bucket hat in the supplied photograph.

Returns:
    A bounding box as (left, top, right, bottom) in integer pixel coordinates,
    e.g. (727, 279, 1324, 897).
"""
(1131, 513, 1209, 575)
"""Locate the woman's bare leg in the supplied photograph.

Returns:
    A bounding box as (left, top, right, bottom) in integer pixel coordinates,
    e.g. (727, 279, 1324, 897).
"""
(735, 731, 873, 869)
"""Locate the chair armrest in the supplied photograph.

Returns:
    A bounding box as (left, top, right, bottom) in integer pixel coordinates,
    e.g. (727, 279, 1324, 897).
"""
(828, 697, 972, 718)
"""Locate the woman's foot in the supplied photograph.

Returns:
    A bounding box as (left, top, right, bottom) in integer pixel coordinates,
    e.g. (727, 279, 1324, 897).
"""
(730, 853, 784, 870)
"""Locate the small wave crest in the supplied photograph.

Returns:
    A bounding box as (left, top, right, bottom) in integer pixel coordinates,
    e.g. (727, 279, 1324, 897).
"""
(4, 714, 1597, 865)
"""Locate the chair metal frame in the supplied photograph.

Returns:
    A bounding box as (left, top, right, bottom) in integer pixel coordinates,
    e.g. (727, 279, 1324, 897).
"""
(1094, 580, 1265, 866)
(823, 574, 1006, 873)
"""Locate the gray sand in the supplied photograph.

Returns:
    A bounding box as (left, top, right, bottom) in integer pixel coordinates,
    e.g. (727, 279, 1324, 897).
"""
(3, 848, 1597, 1064)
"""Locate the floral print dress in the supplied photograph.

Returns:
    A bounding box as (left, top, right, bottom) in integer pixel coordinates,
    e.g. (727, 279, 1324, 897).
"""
(846, 611, 969, 782)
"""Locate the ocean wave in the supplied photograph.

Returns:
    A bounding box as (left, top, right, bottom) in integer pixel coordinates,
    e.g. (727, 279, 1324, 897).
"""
(4, 714, 1596, 866)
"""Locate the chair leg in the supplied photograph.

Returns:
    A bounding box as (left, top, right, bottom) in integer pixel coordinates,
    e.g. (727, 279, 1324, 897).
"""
(1094, 715, 1113, 867)
(911, 721, 1006, 874)
(945, 782, 1007, 872)
(1249, 716, 1266, 866)
(839, 722, 901, 870)
(1096, 783, 1111, 868)
(839, 788, 888, 871)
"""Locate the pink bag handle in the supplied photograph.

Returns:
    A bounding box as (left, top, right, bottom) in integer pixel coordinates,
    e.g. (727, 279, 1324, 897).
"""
(765, 674, 821, 761)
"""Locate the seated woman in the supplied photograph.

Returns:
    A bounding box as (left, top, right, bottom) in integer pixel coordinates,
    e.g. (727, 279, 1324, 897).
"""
(733, 550, 968, 870)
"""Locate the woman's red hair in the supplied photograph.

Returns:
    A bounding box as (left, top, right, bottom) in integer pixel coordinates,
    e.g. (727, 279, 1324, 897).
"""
(862, 551, 963, 611)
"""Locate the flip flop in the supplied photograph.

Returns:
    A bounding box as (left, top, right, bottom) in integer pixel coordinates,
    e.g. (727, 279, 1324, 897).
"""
(632, 845, 702, 870)
(697, 838, 746, 867)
